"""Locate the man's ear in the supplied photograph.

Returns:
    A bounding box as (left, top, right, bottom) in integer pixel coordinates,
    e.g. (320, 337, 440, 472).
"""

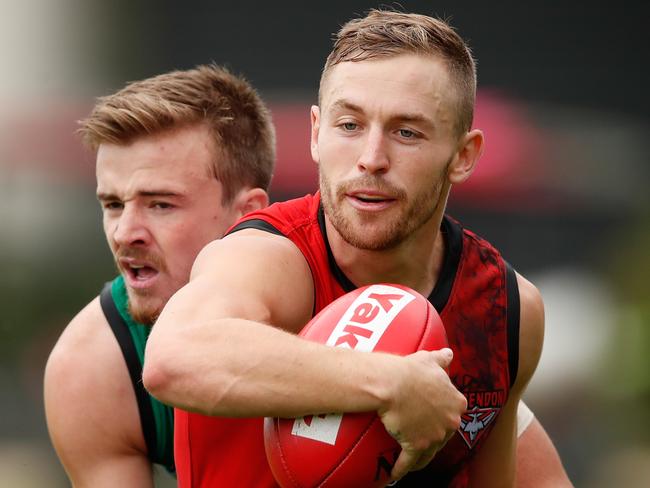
(310, 105, 320, 165)
(233, 188, 269, 218)
(447, 129, 484, 185)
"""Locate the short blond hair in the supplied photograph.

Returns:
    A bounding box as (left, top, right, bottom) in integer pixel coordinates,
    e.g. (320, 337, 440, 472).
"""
(320, 10, 476, 135)
(79, 64, 275, 203)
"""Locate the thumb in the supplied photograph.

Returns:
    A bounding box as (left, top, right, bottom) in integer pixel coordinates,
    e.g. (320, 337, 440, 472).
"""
(391, 448, 418, 482)
(430, 347, 453, 369)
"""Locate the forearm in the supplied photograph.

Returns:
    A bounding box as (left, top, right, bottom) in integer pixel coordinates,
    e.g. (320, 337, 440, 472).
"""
(144, 315, 394, 417)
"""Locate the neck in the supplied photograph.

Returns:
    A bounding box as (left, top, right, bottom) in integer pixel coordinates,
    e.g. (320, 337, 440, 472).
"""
(325, 197, 448, 298)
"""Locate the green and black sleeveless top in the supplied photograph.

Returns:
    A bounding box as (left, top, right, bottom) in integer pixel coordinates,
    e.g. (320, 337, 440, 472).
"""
(99, 275, 175, 473)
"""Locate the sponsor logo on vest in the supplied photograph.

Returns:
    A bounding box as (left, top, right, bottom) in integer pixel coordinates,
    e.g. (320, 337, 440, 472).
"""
(292, 285, 416, 445)
(458, 389, 504, 449)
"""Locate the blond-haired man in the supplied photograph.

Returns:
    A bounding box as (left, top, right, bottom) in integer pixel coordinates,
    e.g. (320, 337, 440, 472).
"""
(44, 64, 275, 487)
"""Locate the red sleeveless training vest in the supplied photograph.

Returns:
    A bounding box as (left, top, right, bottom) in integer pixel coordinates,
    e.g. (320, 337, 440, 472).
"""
(174, 193, 519, 487)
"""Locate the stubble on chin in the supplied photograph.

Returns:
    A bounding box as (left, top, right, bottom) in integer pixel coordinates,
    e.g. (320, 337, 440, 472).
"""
(319, 171, 442, 251)
(126, 290, 161, 326)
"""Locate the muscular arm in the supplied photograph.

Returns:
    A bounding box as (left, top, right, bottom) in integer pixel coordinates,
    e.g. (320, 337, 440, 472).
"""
(44, 299, 153, 488)
(466, 273, 545, 488)
(144, 230, 354, 416)
(143, 230, 466, 478)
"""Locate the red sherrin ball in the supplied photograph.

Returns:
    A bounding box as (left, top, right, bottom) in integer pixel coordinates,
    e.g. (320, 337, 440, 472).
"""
(264, 283, 448, 488)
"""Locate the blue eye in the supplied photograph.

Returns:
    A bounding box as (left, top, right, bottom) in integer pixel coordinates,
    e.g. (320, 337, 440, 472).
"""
(153, 202, 174, 209)
(399, 129, 416, 138)
(342, 122, 358, 131)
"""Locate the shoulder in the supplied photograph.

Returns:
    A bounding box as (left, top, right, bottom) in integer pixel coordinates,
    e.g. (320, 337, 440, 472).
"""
(229, 193, 319, 235)
(444, 216, 505, 275)
(194, 227, 312, 281)
(512, 272, 545, 394)
(446, 216, 543, 389)
(46, 296, 131, 390)
(450, 217, 501, 260)
(44, 296, 146, 467)
(46, 297, 117, 380)
(187, 228, 315, 334)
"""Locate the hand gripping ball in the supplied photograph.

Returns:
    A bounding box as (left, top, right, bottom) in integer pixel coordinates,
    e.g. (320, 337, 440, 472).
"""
(264, 283, 448, 488)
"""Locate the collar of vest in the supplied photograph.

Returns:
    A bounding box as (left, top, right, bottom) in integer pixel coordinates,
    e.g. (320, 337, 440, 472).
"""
(317, 204, 462, 313)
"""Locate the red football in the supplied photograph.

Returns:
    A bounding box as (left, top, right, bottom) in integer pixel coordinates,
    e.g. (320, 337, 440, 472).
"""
(264, 283, 448, 488)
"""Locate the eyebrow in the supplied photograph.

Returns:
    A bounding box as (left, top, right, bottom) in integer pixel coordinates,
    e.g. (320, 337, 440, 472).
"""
(96, 190, 184, 201)
(329, 99, 364, 114)
(328, 98, 434, 128)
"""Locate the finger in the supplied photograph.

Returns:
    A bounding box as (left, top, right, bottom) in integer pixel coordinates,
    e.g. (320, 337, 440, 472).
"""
(390, 448, 418, 482)
(444, 427, 458, 446)
(411, 446, 438, 471)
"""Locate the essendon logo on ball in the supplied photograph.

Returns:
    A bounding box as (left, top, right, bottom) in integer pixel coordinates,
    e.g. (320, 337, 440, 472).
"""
(458, 390, 504, 449)
(291, 285, 415, 445)
(325, 285, 416, 352)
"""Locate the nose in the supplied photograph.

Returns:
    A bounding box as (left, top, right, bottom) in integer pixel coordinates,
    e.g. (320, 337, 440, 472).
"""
(111, 205, 150, 247)
(357, 128, 389, 175)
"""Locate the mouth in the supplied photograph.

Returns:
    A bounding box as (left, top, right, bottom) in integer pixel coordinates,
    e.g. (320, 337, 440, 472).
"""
(120, 259, 160, 289)
(346, 191, 397, 210)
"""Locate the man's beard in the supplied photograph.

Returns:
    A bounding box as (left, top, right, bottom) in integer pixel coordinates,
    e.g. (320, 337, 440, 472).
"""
(113, 247, 167, 326)
(319, 167, 447, 251)
(128, 298, 162, 325)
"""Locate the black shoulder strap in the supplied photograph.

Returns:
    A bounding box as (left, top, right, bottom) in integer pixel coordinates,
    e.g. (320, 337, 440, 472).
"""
(317, 204, 356, 292)
(227, 218, 285, 237)
(428, 215, 463, 313)
(99, 282, 158, 461)
(504, 263, 520, 388)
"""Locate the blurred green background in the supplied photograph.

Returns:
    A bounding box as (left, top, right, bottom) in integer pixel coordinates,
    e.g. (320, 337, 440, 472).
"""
(1, 1, 648, 486)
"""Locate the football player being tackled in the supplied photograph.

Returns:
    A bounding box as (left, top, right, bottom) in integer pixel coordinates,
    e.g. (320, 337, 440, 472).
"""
(45, 61, 566, 488)
(144, 9, 571, 488)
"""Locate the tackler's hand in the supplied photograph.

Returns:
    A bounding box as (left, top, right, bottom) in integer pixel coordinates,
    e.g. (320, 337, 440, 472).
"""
(378, 348, 466, 481)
